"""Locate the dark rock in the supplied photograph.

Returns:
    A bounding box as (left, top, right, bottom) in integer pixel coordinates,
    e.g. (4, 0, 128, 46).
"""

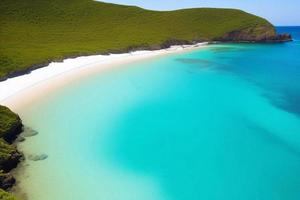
(0, 172, 15, 190)
(15, 136, 25, 143)
(28, 154, 48, 161)
(2, 118, 23, 144)
(0, 105, 24, 195)
(0, 151, 23, 172)
(269, 33, 293, 42)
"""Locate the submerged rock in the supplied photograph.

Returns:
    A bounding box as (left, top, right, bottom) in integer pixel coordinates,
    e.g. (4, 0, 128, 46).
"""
(28, 154, 48, 161)
(21, 126, 38, 137)
(15, 136, 25, 143)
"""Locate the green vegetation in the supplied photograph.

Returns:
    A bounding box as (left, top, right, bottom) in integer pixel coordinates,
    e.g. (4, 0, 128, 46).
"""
(0, 107, 21, 139)
(0, 106, 22, 199)
(0, 139, 16, 164)
(0, 106, 21, 167)
(0, 0, 276, 80)
(0, 189, 17, 200)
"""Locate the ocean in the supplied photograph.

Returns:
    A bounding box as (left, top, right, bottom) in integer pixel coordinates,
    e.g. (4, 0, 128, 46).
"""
(16, 27, 300, 200)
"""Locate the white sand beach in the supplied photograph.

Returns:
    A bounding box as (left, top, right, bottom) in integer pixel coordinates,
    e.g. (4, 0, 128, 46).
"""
(0, 43, 208, 110)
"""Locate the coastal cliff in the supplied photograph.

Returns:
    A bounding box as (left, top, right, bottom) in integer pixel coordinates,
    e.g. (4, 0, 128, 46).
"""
(217, 25, 292, 42)
(0, 0, 292, 81)
(0, 106, 23, 199)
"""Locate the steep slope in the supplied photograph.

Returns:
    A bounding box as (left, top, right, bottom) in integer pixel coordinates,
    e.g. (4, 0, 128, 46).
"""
(0, 106, 23, 199)
(0, 0, 285, 80)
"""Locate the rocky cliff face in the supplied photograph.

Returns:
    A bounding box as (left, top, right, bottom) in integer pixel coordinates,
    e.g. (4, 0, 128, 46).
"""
(0, 106, 23, 191)
(217, 25, 292, 42)
(270, 33, 292, 42)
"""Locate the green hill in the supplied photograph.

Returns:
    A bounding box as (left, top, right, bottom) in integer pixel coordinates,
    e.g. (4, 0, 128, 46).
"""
(0, 0, 277, 80)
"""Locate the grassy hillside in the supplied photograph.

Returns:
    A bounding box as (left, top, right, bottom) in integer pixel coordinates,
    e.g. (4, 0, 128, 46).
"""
(0, 0, 276, 80)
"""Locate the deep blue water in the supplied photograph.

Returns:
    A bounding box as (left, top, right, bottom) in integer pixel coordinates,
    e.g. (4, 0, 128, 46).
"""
(18, 27, 300, 200)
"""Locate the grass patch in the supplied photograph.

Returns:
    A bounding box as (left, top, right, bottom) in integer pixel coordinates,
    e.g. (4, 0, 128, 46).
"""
(0, 189, 17, 200)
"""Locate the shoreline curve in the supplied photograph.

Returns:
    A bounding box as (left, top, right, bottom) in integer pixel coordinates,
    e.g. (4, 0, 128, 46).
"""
(0, 43, 208, 111)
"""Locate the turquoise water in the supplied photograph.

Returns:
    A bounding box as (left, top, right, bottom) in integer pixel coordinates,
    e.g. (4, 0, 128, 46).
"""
(18, 27, 300, 200)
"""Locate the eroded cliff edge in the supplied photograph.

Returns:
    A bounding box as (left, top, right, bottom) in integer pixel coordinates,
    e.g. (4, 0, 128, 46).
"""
(217, 24, 292, 42)
(0, 105, 23, 199)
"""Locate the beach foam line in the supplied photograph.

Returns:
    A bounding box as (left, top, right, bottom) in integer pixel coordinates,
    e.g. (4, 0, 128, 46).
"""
(0, 43, 208, 105)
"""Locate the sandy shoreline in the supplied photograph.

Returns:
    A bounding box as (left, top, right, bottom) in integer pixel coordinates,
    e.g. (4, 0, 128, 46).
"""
(0, 43, 208, 111)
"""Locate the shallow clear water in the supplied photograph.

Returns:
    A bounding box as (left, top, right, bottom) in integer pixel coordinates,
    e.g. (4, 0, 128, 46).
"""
(17, 27, 300, 200)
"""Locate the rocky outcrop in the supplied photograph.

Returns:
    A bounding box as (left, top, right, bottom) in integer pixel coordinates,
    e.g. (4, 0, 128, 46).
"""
(217, 25, 292, 42)
(0, 105, 23, 192)
(0, 139, 23, 190)
(0, 173, 15, 190)
(0, 149, 23, 173)
(268, 33, 292, 42)
(2, 121, 22, 145)
(0, 106, 23, 143)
